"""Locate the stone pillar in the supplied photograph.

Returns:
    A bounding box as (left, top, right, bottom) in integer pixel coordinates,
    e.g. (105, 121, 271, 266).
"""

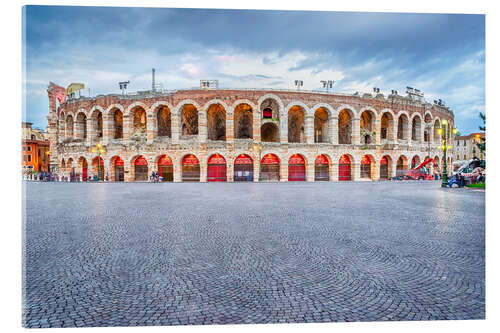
(375, 118, 381, 145)
(146, 113, 155, 143)
(123, 115, 131, 143)
(352, 118, 360, 145)
(226, 109, 234, 142)
(253, 157, 260, 182)
(227, 160, 234, 182)
(280, 162, 288, 182)
(171, 111, 180, 144)
(253, 113, 261, 142)
(280, 116, 288, 143)
(372, 160, 380, 180)
(305, 115, 314, 144)
(102, 113, 111, 145)
(124, 163, 132, 182)
(86, 117, 93, 145)
(393, 118, 399, 144)
(330, 162, 337, 181)
(306, 162, 314, 182)
(198, 111, 207, 143)
(200, 161, 207, 182)
(330, 116, 338, 145)
(390, 159, 397, 178)
(173, 159, 182, 182)
(353, 162, 360, 181)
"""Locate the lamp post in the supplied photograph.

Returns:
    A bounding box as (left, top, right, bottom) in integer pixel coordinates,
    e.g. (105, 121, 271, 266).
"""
(91, 143, 106, 181)
(437, 119, 457, 187)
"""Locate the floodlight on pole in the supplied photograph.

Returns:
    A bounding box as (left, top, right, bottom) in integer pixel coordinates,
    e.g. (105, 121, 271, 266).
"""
(320, 80, 334, 93)
(119, 81, 130, 95)
(294, 80, 303, 91)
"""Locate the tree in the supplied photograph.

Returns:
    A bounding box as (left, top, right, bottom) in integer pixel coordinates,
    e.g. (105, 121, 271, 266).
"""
(476, 112, 485, 154)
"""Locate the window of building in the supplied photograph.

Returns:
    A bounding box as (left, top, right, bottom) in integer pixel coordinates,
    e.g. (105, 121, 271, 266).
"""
(27, 155, 31, 162)
(27, 146, 31, 152)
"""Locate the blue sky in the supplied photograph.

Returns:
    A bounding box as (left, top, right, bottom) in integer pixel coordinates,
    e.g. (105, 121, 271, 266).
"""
(23, 6, 485, 134)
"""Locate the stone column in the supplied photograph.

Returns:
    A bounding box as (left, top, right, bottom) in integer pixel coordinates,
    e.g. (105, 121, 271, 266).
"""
(146, 113, 155, 143)
(226, 109, 234, 142)
(253, 112, 261, 142)
(330, 162, 337, 181)
(330, 116, 338, 145)
(393, 118, 399, 144)
(227, 160, 234, 182)
(352, 162, 360, 181)
(171, 110, 180, 144)
(102, 113, 111, 145)
(86, 117, 93, 145)
(122, 115, 131, 143)
(253, 157, 260, 182)
(306, 162, 314, 182)
(352, 118, 360, 145)
(372, 160, 380, 180)
(375, 118, 381, 145)
(200, 161, 207, 182)
(198, 111, 207, 143)
(305, 115, 314, 144)
(173, 157, 182, 182)
(280, 162, 288, 182)
(390, 159, 397, 178)
(280, 116, 288, 143)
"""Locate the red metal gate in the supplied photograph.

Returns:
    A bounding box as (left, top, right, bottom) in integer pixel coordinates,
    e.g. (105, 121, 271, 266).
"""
(158, 155, 173, 182)
(288, 154, 305, 181)
(114, 157, 124, 181)
(360, 155, 371, 179)
(207, 154, 227, 182)
(134, 156, 148, 181)
(380, 156, 389, 180)
(315, 154, 329, 181)
(260, 153, 280, 181)
(182, 154, 200, 182)
(338, 155, 351, 181)
(234, 154, 253, 181)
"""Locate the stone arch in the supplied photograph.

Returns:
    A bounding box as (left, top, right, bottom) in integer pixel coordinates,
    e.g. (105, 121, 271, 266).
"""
(261, 122, 279, 142)
(234, 103, 253, 139)
(380, 109, 395, 141)
(397, 111, 410, 140)
(314, 153, 332, 181)
(125, 102, 148, 117)
(65, 114, 74, 140)
(411, 113, 422, 142)
(313, 106, 330, 143)
(287, 153, 307, 181)
(77, 156, 89, 181)
(396, 154, 409, 176)
(260, 152, 281, 182)
(258, 94, 283, 119)
(207, 103, 226, 141)
(379, 155, 392, 180)
(155, 104, 172, 138)
(359, 108, 376, 144)
(130, 155, 149, 181)
(360, 154, 376, 180)
(232, 99, 257, 110)
(181, 153, 200, 182)
(105, 104, 124, 117)
(287, 104, 306, 143)
(203, 99, 230, 113)
(108, 155, 125, 182)
(338, 108, 354, 144)
(109, 107, 123, 139)
(91, 156, 105, 181)
(180, 103, 198, 136)
(129, 105, 147, 138)
(411, 155, 421, 169)
(433, 118, 441, 142)
(338, 153, 354, 181)
(90, 108, 103, 140)
(75, 111, 87, 141)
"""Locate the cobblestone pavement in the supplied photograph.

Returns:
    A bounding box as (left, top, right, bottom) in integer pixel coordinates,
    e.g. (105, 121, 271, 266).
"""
(23, 181, 485, 328)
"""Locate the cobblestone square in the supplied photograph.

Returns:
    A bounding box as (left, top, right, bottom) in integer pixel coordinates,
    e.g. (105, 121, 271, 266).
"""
(23, 181, 485, 328)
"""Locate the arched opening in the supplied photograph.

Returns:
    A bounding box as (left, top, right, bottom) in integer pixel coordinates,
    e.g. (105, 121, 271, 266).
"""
(396, 155, 408, 178)
(182, 154, 200, 182)
(379, 155, 392, 180)
(132, 107, 147, 138)
(315, 154, 329, 181)
(156, 106, 171, 138)
(260, 153, 280, 182)
(207, 104, 226, 141)
(157, 155, 173, 182)
(134, 156, 148, 181)
(314, 108, 329, 143)
(412, 116, 421, 142)
(75, 113, 87, 141)
(112, 109, 123, 139)
(234, 154, 254, 181)
(113, 156, 124, 182)
(181, 104, 198, 136)
(207, 153, 227, 182)
(397, 114, 409, 140)
(381, 112, 394, 141)
(234, 104, 253, 139)
(91, 110, 103, 140)
(60, 159, 66, 175)
(338, 154, 352, 181)
(434, 156, 441, 174)
(411, 155, 421, 169)
(261, 122, 279, 142)
(260, 98, 280, 120)
(288, 154, 306, 181)
(338, 109, 352, 144)
(67, 158, 75, 181)
(91, 157, 104, 181)
(360, 155, 374, 179)
(433, 119, 441, 142)
(424, 114, 432, 142)
(78, 157, 88, 181)
(66, 115, 74, 140)
(360, 110, 375, 144)
(288, 106, 305, 143)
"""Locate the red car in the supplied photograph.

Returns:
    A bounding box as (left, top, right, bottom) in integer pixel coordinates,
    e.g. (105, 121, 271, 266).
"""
(405, 158, 435, 180)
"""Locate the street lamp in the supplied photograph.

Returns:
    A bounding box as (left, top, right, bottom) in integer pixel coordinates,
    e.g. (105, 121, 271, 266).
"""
(438, 119, 458, 187)
(320, 80, 334, 93)
(91, 143, 106, 181)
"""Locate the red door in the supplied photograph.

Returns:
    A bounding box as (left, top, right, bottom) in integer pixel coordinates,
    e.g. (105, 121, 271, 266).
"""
(207, 154, 227, 182)
(338, 155, 351, 181)
(288, 154, 305, 181)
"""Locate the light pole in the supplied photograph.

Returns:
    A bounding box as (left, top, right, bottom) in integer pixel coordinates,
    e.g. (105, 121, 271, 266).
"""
(91, 143, 106, 181)
(321, 80, 334, 93)
(437, 119, 458, 187)
(294, 80, 303, 91)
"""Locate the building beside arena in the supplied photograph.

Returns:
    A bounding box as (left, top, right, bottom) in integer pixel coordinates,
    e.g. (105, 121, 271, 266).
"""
(22, 122, 50, 174)
(46, 83, 455, 182)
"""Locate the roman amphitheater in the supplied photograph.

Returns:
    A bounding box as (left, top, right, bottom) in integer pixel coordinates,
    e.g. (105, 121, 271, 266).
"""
(46, 86, 454, 182)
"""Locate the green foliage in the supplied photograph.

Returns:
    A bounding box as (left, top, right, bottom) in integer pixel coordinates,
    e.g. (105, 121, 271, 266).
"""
(477, 112, 486, 153)
(466, 183, 485, 189)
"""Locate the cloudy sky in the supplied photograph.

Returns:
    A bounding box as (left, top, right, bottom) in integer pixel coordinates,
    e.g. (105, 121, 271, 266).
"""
(23, 6, 484, 134)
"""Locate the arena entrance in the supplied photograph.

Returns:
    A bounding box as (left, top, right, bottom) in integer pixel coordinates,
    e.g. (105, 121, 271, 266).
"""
(114, 157, 124, 182)
(260, 153, 280, 181)
(234, 154, 253, 181)
(80, 158, 88, 181)
(339, 154, 352, 181)
(207, 154, 227, 182)
(134, 156, 148, 181)
(380, 156, 389, 180)
(315, 154, 329, 181)
(360, 155, 372, 179)
(182, 154, 200, 182)
(158, 155, 173, 182)
(288, 154, 306, 181)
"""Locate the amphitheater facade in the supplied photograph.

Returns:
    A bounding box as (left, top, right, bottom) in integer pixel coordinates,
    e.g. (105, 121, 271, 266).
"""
(46, 87, 455, 182)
